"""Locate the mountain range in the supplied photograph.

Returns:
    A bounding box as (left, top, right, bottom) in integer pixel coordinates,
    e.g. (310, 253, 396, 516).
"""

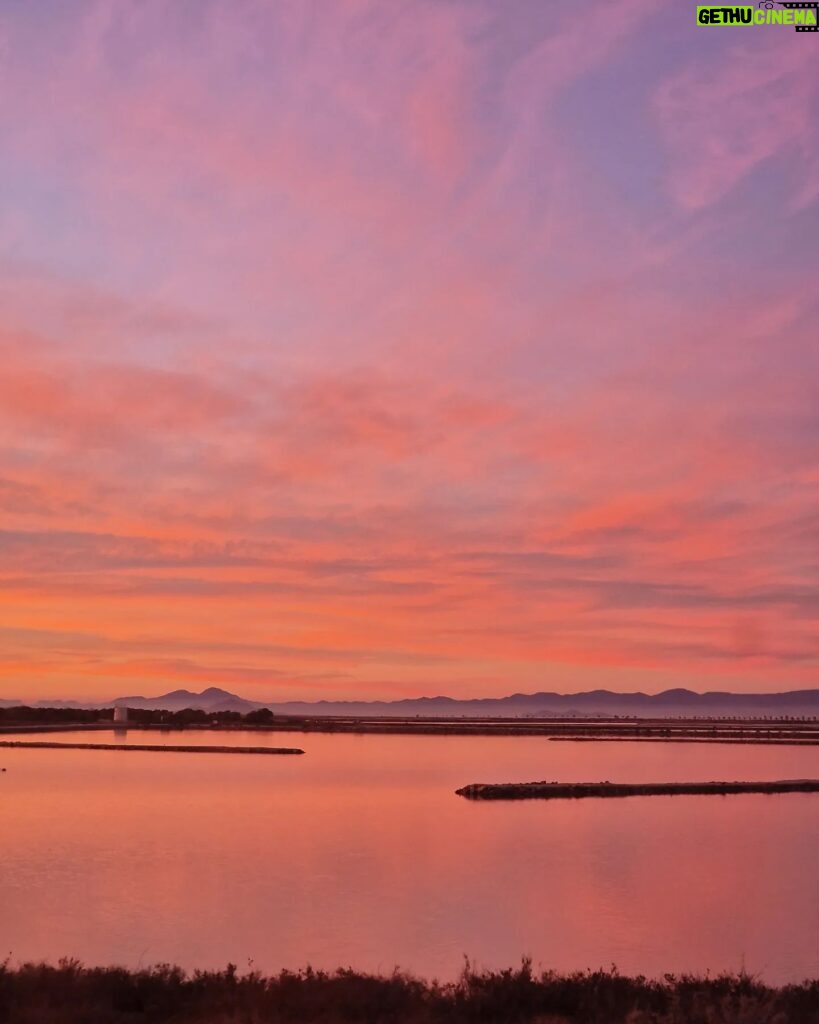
(2, 686, 818, 718)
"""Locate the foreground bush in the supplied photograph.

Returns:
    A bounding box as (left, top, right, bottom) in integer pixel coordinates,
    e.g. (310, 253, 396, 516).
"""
(0, 958, 816, 1023)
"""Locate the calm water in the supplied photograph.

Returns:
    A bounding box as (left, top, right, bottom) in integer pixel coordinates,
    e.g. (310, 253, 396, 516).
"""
(2, 728, 818, 982)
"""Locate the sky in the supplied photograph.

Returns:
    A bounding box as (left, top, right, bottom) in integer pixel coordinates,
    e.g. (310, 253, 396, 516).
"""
(0, 0, 817, 702)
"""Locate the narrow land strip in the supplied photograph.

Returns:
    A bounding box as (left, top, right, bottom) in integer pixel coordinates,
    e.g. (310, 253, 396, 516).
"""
(3, 717, 819, 745)
(456, 779, 819, 800)
(0, 740, 304, 755)
(548, 735, 819, 745)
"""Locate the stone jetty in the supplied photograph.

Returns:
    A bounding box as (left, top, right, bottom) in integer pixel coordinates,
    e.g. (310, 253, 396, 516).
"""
(0, 740, 304, 755)
(455, 779, 819, 800)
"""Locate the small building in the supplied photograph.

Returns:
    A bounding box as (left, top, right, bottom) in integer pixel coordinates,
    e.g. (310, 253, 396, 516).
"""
(113, 706, 129, 725)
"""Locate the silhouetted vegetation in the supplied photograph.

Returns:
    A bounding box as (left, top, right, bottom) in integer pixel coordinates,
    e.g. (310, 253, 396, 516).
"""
(0, 706, 103, 726)
(0, 960, 816, 1023)
(245, 708, 276, 726)
(0, 707, 246, 729)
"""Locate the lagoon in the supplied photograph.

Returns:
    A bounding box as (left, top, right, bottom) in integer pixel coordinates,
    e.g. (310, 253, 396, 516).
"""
(2, 729, 818, 982)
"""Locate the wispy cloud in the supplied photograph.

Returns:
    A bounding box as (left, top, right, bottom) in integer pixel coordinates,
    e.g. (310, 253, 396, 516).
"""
(654, 39, 819, 210)
(0, 0, 816, 699)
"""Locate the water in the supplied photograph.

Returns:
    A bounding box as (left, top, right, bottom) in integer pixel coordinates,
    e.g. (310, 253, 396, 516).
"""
(2, 729, 818, 982)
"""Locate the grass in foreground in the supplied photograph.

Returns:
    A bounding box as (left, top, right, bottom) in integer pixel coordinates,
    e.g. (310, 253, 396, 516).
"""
(1, 960, 817, 1023)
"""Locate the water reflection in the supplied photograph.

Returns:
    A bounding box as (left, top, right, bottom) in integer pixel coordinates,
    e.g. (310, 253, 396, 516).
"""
(1, 731, 817, 982)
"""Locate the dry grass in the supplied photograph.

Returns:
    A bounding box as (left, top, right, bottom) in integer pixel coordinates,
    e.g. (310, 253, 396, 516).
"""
(1, 959, 817, 1023)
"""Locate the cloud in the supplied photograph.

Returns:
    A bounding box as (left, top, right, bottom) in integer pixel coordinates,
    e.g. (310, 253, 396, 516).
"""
(654, 40, 819, 210)
(0, 0, 816, 699)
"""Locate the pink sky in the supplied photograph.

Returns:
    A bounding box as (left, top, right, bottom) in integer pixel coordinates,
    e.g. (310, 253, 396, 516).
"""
(0, 0, 817, 701)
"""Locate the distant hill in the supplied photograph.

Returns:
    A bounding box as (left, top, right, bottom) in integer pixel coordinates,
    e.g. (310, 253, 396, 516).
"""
(260, 687, 819, 719)
(0, 687, 262, 714)
(4, 686, 817, 718)
(112, 687, 262, 714)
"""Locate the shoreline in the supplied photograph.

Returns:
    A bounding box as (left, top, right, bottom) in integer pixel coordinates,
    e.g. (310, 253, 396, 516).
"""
(3, 716, 819, 745)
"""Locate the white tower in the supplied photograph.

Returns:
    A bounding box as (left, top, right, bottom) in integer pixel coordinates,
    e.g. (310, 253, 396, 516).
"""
(113, 706, 129, 725)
